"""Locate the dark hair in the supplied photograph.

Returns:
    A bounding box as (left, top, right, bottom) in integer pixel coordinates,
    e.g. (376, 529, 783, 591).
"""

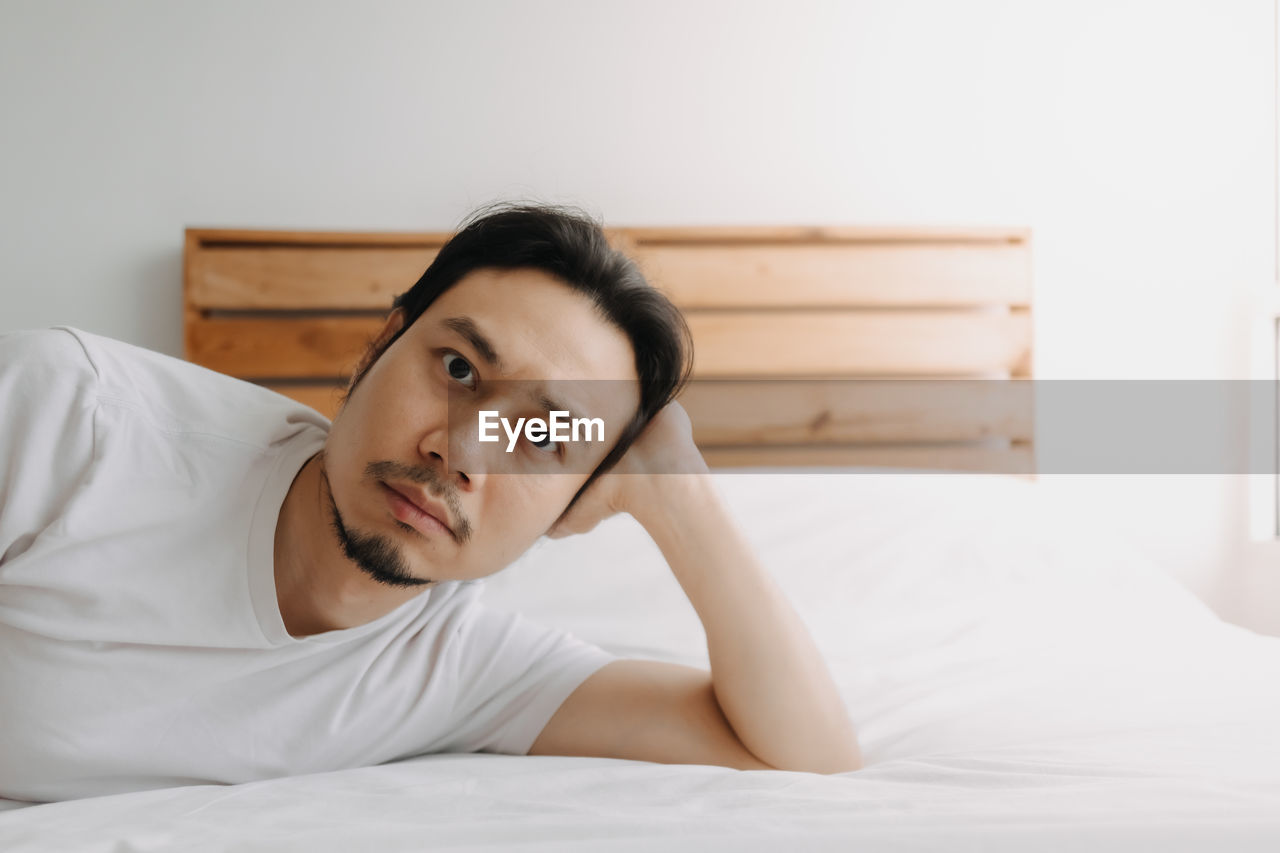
(343, 201, 694, 513)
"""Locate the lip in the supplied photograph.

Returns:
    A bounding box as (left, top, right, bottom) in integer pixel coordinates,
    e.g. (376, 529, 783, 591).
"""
(382, 482, 456, 541)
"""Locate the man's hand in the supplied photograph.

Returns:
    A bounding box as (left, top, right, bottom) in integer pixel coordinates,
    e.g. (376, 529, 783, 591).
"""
(547, 400, 709, 539)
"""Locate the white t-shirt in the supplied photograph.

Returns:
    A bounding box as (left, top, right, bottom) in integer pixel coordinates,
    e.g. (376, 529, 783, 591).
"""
(0, 326, 616, 803)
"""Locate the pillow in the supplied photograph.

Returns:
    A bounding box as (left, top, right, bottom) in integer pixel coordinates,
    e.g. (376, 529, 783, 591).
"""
(478, 469, 1278, 763)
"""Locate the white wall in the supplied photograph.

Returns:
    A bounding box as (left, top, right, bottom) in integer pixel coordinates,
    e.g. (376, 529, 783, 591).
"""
(2, 0, 1275, 632)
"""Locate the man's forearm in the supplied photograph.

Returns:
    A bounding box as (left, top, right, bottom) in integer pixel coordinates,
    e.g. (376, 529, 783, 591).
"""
(632, 474, 862, 774)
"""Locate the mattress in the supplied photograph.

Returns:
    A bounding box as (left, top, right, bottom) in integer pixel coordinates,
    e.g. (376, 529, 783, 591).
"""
(3, 470, 1278, 852)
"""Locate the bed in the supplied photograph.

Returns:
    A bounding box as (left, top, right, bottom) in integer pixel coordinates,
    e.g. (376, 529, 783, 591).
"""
(4, 223, 1279, 852)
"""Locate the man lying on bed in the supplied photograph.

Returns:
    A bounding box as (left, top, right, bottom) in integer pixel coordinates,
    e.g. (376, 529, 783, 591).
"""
(0, 204, 860, 803)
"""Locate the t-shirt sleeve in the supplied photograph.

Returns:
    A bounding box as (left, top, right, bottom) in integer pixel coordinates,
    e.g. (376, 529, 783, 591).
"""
(0, 327, 99, 568)
(436, 591, 619, 756)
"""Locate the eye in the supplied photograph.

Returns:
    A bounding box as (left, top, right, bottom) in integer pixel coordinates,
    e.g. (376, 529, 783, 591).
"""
(528, 431, 561, 455)
(442, 352, 476, 389)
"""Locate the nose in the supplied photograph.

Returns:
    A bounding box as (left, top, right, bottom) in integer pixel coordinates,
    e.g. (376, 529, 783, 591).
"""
(418, 407, 487, 492)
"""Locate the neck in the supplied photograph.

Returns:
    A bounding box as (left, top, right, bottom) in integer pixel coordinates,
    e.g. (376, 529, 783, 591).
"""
(273, 452, 425, 637)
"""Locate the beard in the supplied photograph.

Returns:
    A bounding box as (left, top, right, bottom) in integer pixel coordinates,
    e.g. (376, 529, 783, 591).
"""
(319, 456, 434, 589)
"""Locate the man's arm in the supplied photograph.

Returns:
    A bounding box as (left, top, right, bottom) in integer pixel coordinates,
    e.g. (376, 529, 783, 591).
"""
(528, 658, 773, 771)
(533, 403, 862, 774)
(633, 473, 861, 773)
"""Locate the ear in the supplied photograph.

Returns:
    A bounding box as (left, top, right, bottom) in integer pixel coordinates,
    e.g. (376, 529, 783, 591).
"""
(351, 308, 407, 379)
(344, 308, 407, 400)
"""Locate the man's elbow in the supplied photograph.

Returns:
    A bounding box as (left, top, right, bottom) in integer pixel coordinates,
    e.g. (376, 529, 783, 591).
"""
(767, 744, 863, 775)
(816, 750, 864, 774)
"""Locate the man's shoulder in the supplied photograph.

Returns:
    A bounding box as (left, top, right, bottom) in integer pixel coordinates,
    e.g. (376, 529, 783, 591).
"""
(0, 327, 103, 424)
(0, 326, 98, 374)
(54, 325, 241, 395)
(25, 326, 331, 450)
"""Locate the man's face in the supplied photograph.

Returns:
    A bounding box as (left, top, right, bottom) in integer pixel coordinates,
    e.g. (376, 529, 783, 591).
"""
(320, 267, 641, 587)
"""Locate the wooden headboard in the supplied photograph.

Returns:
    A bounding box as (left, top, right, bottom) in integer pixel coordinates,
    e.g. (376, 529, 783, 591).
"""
(183, 225, 1033, 474)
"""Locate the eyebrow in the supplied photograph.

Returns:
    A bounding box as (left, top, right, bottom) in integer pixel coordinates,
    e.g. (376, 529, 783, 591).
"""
(443, 316, 505, 374)
(535, 392, 581, 432)
(442, 315, 587, 443)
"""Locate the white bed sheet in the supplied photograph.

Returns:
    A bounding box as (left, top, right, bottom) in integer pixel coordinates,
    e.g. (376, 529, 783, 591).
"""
(4, 470, 1279, 851)
(3, 724, 1278, 853)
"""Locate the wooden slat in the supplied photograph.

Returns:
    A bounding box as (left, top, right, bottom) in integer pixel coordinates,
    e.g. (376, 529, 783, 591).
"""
(185, 230, 1032, 310)
(260, 380, 1036, 480)
(623, 225, 1029, 244)
(190, 310, 1031, 381)
(188, 225, 1028, 247)
(680, 380, 1033, 445)
(189, 246, 439, 310)
(182, 230, 204, 347)
(635, 243, 1031, 308)
(259, 378, 1035, 476)
(258, 379, 1035, 445)
(187, 316, 381, 378)
(1011, 317, 1035, 378)
(687, 309, 1031, 377)
(701, 443, 1035, 474)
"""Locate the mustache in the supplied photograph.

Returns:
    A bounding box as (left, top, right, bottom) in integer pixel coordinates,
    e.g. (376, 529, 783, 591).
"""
(366, 460, 473, 543)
